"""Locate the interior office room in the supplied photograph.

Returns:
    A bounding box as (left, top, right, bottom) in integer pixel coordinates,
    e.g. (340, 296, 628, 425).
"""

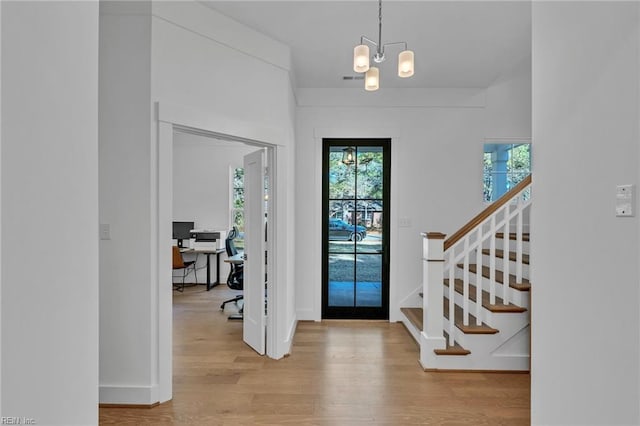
(2, 1, 640, 425)
(171, 131, 255, 286)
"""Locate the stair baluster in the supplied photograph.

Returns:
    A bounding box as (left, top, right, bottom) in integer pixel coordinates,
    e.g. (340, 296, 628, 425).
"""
(447, 260, 455, 347)
(475, 227, 483, 326)
(503, 210, 511, 306)
(489, 215, 497, 305)
(516, 195, 524, 284)
(462, 237, 470, 326)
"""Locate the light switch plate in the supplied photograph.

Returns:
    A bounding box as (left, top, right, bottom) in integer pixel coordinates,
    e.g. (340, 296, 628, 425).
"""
(100, 223, 111, 240)
(616, 184, 635, 217)
(399, 217, 412, 227)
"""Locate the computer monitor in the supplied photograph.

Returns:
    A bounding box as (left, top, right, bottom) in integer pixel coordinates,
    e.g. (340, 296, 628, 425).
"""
(172, 221, 194, 248)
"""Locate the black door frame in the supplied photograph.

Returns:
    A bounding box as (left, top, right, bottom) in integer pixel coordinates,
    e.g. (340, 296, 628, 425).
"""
(321, 138, 391, 320)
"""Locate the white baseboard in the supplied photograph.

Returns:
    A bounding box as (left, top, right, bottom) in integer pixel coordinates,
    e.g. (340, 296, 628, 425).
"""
(284, 316, 298, 355)
(99, 384, 159, 405)
(295, 308, 318, 321)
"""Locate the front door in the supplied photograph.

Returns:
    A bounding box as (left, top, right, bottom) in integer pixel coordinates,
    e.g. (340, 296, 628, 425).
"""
(322, 139, 390, 319)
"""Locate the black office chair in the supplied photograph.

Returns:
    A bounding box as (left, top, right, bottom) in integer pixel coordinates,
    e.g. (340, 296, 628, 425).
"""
(221, 227, 243, 315)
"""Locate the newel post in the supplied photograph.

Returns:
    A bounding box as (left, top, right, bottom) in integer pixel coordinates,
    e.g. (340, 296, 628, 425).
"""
(420, 232, 447, 367)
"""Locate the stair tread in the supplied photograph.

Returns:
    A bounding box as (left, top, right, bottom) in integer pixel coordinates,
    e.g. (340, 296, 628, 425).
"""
(481, 249, 530, 265)
(496, 232, 530, 242)
(444, 278, 527, 313)
(400, 307, 423, 331)
(459, 264, 531, 291)
(434, 331, 471, 356)
(443, 298, 499, 334)
(400, 307, 471, 355)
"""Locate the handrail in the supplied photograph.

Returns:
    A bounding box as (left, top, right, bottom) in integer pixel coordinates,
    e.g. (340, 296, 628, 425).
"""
(444, 174, 531, 251)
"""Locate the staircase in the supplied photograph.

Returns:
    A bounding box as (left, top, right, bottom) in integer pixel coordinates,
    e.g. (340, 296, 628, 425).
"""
(401, 175, 531, 371)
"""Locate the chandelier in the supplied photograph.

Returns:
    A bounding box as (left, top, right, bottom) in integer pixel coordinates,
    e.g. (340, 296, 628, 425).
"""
(353, 0, 415, 91)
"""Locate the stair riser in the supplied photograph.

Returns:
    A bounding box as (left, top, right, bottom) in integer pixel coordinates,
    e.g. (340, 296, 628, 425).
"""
(424, 352, 530, 371)
(452, 314, 529, 345)
(480, 255, 529, 280)
(425, 324, 530, 371)
(450, 271, 529, 308)
(448, 292, 529, 328)
(443, 318, 502, 350)
(496, 239, 529, 253)
(443, 317, 529, 355)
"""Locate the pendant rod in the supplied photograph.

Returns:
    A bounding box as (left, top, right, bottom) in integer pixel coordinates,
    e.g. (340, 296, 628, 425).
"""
(377, 0, 383, 56)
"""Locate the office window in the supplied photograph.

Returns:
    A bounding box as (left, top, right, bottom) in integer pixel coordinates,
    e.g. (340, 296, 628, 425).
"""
(231, 167, 245, 249)
(483, 143, 531, 202)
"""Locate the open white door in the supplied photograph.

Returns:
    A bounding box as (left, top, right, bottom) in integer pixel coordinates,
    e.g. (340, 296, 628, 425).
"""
(243, 149, 266, 355)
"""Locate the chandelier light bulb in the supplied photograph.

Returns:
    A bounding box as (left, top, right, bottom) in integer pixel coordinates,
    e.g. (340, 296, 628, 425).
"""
(398, 50, 414, 78)
(353, 45, 370, 73)
(365, 67, 380, 91)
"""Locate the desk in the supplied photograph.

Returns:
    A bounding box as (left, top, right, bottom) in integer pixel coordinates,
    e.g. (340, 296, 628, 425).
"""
(181, 247, 225, 291)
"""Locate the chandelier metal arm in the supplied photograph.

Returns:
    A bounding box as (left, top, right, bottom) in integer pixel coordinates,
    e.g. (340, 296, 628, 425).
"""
(381, 41, 408, 51)
(360, 35, 379, 48)
(358, 38, 408, 62)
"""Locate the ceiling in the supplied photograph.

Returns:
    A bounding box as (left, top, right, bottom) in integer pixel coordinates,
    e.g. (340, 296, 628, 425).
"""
(202, 1, 532, 89)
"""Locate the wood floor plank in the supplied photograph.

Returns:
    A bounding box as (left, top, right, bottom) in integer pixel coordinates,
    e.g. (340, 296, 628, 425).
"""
(99, 285, 529, 425)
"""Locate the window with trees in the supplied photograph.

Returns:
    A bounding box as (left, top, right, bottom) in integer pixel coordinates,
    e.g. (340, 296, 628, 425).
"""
(483, 143, 531, 203)
(231, 167, 245, 249)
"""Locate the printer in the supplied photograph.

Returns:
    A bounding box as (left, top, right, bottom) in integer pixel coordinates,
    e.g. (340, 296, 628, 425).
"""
(189, 229, 226, 250)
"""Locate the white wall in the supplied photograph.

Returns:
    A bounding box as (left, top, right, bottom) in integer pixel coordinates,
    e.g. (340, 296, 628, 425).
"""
(0, 1, 4, 414)
(284, 84, 297, 348)
(2, 1, 99, 424)
(173, 133, 254, 230)
(295, 89, 488, 321)
(532, 2, 640, 424)
(485, 55, 532, 140)
(151, 2, 293, 126)
(99, 0, 297, 404)
(99, 1, 156, 405)
(172, 132, 255, 283)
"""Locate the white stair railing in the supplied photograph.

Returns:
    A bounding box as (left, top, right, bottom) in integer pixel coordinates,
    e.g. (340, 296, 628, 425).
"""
(422, 175, 531, 349)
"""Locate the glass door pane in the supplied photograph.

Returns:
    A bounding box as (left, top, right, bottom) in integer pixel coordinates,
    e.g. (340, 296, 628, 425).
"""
(323, 140, 390, 319)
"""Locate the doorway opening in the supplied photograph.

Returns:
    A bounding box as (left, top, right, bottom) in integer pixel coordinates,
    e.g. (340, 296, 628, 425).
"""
(322, 138, 390, 320)
(170, 128, 271, 354)
(157, 108, 279, 402)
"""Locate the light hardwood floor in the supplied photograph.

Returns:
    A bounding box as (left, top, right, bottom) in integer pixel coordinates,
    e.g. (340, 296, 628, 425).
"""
(100, 285, 530, 425)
